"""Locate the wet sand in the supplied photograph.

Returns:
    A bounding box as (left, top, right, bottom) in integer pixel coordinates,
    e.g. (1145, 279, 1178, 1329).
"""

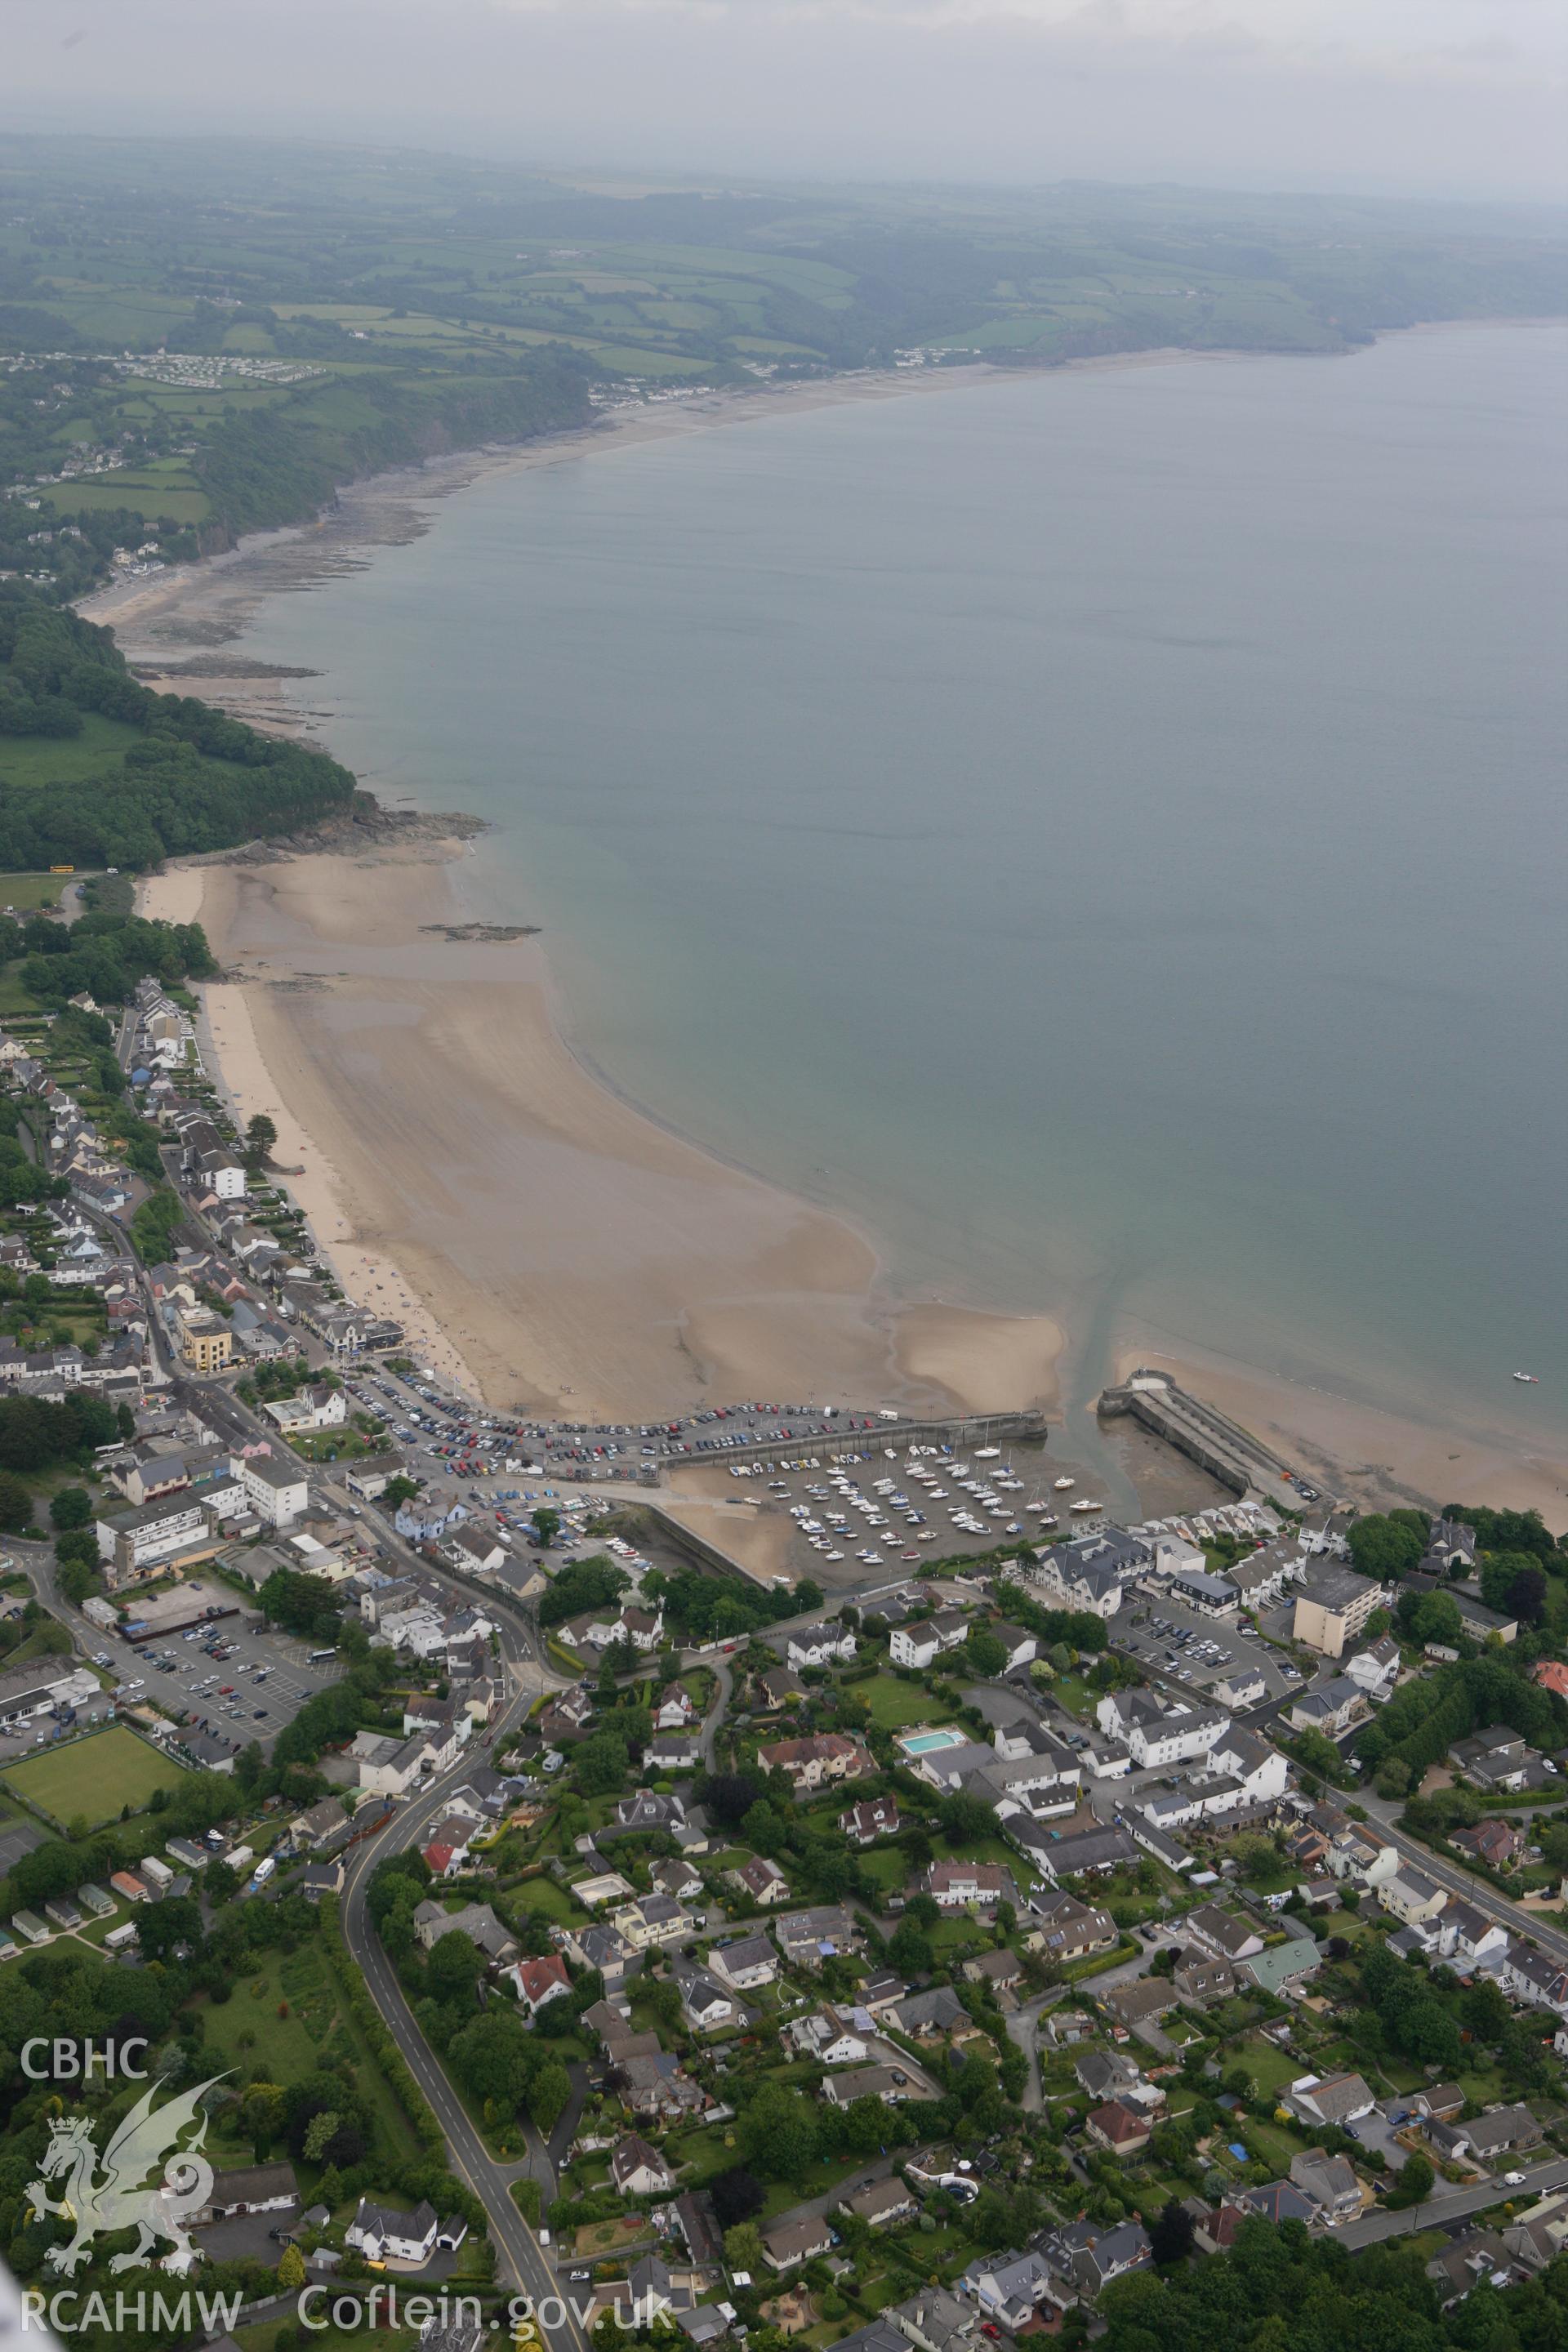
(1112, 1335, 1568, 1526)
(149, 846, 1062, 1421)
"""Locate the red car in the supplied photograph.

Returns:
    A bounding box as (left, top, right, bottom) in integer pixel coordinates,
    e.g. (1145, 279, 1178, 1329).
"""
(218, 1685, 234, 1695)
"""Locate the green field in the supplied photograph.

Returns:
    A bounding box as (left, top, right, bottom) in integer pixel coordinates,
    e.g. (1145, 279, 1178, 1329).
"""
(861, 1675, 957, 1730)
(0, 874, 64, 911)
(200, 1943, 420, 2160)
(2, 1725, 192, 1827)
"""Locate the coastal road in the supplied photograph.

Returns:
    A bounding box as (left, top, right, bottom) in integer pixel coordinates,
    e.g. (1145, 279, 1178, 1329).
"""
(1336, 2155, 1568, 2247)
(1348, 1789, 1568, 1973)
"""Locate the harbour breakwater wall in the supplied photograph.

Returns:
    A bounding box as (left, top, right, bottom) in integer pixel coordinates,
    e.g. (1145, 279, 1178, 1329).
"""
(1097, 1368, 1305, 1512)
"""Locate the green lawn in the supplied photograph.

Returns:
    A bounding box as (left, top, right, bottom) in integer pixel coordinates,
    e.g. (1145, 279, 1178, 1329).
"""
(506, 1873, 589, 1925)
(2, 1725, 191, 1827)
(861, 1677, 956, 1731)
(857, 1846, 908, 1895)
(1240, 2036, 1310, 2096)
(0, 874, 65, 911)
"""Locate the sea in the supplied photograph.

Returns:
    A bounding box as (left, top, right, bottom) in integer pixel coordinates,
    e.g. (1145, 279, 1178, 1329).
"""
(231, 323, 1568, 1454)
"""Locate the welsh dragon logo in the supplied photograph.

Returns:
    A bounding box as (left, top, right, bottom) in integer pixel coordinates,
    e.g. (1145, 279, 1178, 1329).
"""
(26, 2075, 229, 2275)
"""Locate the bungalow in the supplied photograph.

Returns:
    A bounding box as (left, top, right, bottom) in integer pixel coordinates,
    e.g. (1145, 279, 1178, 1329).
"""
(1021, 1820, 1137, 1884)
(821, 2065, 910, 2106)
(412, 1899, 519, 1966)
(615, 1793, 685, 1832)
(961, 1947, 1025, 1993)
(762, 2216, 834, 2274)
(672, 1958, 740, 2032)
(648, 1731, 702, 1774)
(842, 2179, 919, 2230)
(196, 2163, 299, 2221)
(1427, 2230, 1523, 2309)
(1099, 1979, 1178, 2033)
(708, 1934, 778, 1992)
(1463, 2105, 1544, 2163)
(894, 1985, 970, 2044)
(1283, 2072, 1377, 2131)
(1239, 2182, 1318, 2228)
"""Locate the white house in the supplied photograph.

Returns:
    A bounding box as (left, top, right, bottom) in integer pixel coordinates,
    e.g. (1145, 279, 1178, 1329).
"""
(1344, 1637, 1401, 1699)
(1132, 1708, 1229, 1769)
(786, 1624, 857, 1670)
(264, 1385, 346, 1435)
(230, 1450, 310, 1530)
(346, 2198, 439, 2264)
(889, 1624, 941, 1670)
(1205, 1727, 1290, 1805)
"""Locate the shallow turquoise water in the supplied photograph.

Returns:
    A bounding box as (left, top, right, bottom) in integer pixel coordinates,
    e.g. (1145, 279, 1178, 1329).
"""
(234, 327, 1568, 1452)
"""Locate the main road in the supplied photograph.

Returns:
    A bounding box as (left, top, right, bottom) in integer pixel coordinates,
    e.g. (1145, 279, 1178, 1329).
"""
(338, 1663, 585, 2335)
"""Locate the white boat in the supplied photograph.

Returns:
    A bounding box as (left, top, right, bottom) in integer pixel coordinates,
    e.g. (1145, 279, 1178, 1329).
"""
(975, 1446, 1001, 1459)
(1054, 1476, 1075, 1490)
(1514, 1372, 1539, 1383)
(1071, 1498, 1102, 1514)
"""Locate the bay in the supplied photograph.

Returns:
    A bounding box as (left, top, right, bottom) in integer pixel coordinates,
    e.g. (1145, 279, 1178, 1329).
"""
(235, 325, 1568, 1449)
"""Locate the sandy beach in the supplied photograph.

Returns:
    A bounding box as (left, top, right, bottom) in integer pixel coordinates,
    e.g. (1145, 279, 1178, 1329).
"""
(146, 844, 1062, 1421)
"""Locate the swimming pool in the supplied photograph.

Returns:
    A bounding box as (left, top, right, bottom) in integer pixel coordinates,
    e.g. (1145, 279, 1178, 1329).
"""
(898, 1726, 969, 1757)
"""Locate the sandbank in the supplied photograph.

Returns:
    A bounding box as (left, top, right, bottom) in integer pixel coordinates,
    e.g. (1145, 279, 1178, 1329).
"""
(161, 844, 1060, 1422)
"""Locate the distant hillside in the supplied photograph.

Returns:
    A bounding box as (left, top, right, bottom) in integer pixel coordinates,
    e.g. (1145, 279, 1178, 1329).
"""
(0, 137, 1564, 597)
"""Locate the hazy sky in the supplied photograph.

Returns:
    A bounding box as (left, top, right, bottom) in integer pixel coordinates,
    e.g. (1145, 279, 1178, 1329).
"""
(9, 0, 1567, 203)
